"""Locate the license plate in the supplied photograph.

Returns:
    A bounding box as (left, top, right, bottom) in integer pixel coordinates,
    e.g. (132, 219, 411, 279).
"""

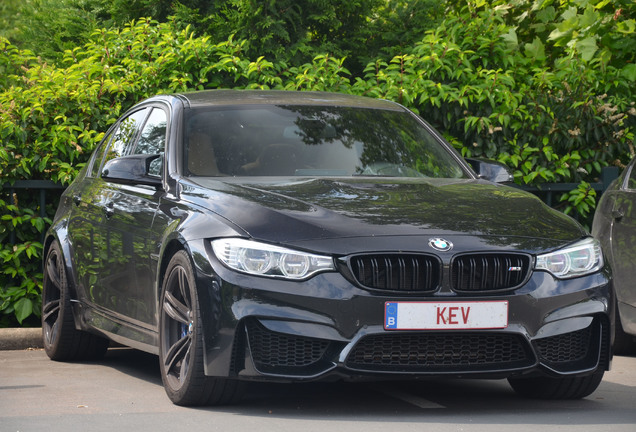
(384, 301, 508, 330)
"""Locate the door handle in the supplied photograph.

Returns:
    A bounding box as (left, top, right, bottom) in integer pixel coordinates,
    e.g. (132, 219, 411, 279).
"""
(104, 202, 114, 218)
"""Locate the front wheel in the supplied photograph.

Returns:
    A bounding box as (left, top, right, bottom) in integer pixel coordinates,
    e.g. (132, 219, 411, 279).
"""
(508, 370, 605, 399)
(159, 250, 245, 406)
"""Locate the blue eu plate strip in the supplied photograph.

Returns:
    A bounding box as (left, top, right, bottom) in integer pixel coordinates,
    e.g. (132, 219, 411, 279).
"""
(385, 302, 398, 329)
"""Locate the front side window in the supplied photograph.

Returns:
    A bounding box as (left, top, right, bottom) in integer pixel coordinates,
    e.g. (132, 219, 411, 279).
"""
(102, 108, 150, 169)
(133, 108, 167, 177)
(182, 105, 468, 178)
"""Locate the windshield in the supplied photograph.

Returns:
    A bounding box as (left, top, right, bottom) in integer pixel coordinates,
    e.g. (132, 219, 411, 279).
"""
(183, 105, 468, 178)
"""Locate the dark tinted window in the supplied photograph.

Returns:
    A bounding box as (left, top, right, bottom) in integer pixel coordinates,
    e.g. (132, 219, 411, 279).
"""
(103, 108, 149, 167)
(89, 129, 114, 177)
(134, 108, 167, 176)
(183, 105, 467, 178)
(626, 162, 636, 190)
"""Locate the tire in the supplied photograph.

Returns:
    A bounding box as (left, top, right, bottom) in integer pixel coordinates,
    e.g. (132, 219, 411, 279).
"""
(508, 370, 605, 399)
(159, 250, 245, 406)
(41, 240, 109, 361)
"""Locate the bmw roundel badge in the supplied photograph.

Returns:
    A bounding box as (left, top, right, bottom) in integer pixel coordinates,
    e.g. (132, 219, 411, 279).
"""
(428, 238, 453, 252)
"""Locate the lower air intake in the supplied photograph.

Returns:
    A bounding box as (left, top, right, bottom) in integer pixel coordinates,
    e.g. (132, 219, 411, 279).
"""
(346, 332, 534, 372)
(246, 320, 331, 372)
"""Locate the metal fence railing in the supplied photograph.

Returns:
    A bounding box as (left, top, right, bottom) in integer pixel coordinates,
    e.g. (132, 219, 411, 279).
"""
(512, 166, 620, 211)
(2, 180, 66, 245)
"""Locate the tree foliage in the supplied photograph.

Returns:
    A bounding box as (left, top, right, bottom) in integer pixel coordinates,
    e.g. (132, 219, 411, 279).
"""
(0, 0, 22, 42)
(0, 1, 635, 326)
(8, 0, 110, 63)
(7, 0, 449, 73)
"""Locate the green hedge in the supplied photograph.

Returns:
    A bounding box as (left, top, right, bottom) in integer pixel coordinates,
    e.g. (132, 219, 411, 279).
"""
(1, 3, 634, 326)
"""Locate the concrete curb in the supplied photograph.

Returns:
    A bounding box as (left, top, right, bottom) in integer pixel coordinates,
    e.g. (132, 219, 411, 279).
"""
(0, 328, 43, 350)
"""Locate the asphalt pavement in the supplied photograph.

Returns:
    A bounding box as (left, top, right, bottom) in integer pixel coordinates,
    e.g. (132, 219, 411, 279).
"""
(2, 347, 636, 432)
(2, 328, 636, 432)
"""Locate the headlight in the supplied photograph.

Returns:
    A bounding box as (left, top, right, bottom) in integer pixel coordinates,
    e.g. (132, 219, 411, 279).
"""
(535, 237, 603, 279)
(211, 238, 335, 280)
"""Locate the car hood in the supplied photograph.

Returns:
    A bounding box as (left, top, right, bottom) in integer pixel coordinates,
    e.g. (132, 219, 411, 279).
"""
(181, 177, 585, 252)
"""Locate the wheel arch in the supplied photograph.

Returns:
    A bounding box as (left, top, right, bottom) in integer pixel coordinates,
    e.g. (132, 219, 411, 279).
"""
(156, 236, 237, 378)
(157, 237, 189, 300)
(43, 226, 80, 302)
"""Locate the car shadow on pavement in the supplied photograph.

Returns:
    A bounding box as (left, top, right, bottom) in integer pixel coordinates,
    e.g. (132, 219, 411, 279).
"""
(98, 347, 163, 386)
(94, 347, 635, 425)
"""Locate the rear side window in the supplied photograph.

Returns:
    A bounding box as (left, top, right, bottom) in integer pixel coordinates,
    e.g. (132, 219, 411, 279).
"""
(89, 129, 114, 178)
(626, 162, 636, 191)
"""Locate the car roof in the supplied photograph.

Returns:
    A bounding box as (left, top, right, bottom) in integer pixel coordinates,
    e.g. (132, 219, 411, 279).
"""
(172, 89, 405, 111)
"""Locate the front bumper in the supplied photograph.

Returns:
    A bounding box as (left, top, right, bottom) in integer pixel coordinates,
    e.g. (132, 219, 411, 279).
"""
(188, 240, 613, 382)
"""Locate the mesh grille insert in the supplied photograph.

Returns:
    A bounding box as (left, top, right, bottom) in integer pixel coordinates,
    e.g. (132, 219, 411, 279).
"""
(535, 324, 592, 364)
(346, 332, 533, 372)
(246, 321, 330, 369)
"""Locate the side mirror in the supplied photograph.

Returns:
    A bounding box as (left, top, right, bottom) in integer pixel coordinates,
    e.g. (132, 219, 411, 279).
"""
(102, 154, 163, 187)
(465, 158, 513, 183)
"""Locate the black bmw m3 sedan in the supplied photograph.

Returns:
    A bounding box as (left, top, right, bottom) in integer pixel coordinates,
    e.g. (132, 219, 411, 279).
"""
(42, 90, 613, 406)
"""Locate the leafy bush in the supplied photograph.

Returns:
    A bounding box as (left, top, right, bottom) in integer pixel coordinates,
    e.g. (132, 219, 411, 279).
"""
(0, 197, 50, 327)
(352, 1, 634, 214)
(1, 0, 634, 326)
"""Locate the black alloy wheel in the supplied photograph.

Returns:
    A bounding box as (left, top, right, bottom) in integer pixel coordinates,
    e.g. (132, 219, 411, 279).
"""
(159, 250, 245, 406)
(42, 240, 108, 361)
